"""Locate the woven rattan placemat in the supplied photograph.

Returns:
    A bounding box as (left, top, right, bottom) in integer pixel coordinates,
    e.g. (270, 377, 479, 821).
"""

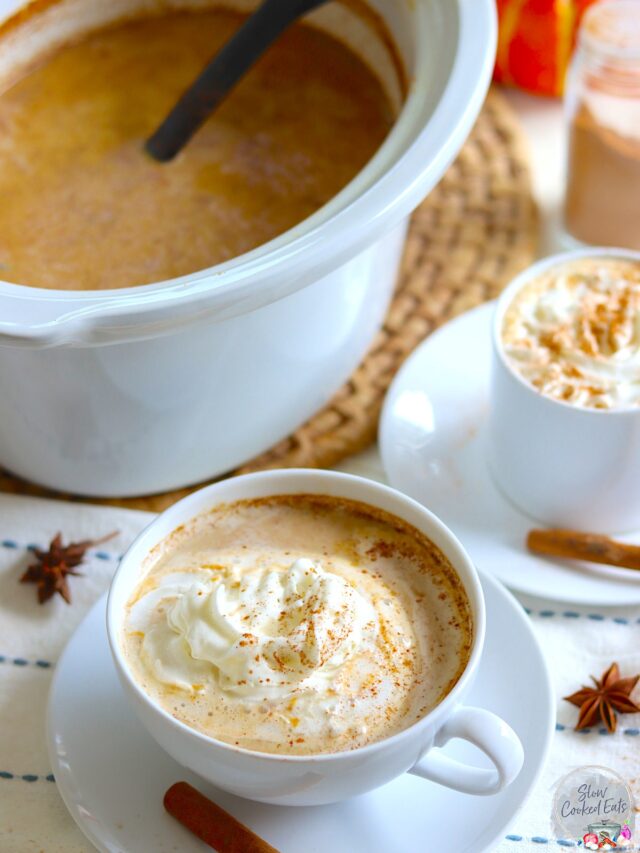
(0, 87, 538, 512)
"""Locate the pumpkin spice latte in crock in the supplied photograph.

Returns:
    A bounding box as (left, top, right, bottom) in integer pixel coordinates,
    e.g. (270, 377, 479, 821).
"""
(0, 8, 393, 290)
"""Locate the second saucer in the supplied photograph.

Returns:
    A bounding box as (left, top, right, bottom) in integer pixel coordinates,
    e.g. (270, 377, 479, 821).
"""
(379, 302, 640, 606)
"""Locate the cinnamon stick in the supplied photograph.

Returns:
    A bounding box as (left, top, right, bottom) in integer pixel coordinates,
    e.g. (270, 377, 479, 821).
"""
(164, 781, 281, 853)
(527, 528, 640, 571)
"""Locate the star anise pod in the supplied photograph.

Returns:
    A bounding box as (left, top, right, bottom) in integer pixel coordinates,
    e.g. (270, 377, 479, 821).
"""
(564, 662, 640, 733)
(20, 531, 117, 604)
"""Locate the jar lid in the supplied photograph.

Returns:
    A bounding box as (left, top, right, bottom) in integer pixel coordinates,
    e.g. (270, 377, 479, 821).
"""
(581, 0, 640, 60)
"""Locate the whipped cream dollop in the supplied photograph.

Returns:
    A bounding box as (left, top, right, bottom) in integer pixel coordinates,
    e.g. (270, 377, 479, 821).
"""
(130, 558, 378, 699)
(502, 260, 640, 409)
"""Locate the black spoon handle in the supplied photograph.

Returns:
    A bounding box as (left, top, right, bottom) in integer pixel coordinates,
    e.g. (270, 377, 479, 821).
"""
(145, 0, 329, 162)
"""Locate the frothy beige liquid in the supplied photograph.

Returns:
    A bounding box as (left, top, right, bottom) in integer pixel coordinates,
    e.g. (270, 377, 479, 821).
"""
(122, 495, 473, 756)
(0, 9, 393, 290)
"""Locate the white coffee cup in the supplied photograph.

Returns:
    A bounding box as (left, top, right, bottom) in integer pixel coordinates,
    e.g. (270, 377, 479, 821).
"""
(488, 247, 640, 533)
(107, 469, 523, 806)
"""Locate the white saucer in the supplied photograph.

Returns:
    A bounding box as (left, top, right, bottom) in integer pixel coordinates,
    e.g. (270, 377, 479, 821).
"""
(48, 572, 553, 853)
(380, 302, 640, 606)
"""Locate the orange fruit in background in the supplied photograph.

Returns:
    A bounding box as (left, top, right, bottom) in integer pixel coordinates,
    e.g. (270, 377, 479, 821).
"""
(494, 0, 600, 96)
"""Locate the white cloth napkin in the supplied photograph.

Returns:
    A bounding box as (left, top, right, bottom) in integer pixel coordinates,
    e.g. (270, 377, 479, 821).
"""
(498, 598, 640, 851)
(0, 494, 154, 853)
(1, 485, 639, 852)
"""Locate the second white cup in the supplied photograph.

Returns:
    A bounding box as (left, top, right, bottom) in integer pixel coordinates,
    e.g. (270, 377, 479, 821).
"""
(488, 248, 640, 533)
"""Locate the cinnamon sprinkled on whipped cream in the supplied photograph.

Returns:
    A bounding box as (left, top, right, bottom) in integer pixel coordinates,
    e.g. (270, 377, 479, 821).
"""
(501, 259, 640, 409)
(122, 495, 472, 755)
(132, 558, 379, 699)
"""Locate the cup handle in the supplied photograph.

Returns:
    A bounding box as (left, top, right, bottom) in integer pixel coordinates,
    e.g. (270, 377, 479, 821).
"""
(408, 706, 524, 796)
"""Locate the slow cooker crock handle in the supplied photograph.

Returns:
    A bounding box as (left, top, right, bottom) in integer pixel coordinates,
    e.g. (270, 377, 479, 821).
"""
(408, 705, 524, 796)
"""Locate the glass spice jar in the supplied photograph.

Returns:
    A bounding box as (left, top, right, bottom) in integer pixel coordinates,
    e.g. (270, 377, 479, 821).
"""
(564, 0, 640, 249)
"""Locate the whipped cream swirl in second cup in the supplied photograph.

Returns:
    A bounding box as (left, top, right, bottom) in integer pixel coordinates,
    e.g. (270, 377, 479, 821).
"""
(501, 259, 640, 409)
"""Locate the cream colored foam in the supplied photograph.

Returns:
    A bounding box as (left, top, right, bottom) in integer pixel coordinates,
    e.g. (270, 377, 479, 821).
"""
(502, 258, 640, 409)
(122, 495, 473, 755)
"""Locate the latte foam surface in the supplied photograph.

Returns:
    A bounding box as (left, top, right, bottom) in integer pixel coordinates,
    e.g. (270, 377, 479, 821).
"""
(502, 259, 640, 409)
(122, 495, 472, 755)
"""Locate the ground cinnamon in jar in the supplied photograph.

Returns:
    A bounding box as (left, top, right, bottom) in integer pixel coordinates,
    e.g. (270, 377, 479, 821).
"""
(564, 0, 640, 250)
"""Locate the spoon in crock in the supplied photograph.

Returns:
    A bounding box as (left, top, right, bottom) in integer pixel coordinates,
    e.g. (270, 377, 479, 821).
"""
(145, 0, 330, 162)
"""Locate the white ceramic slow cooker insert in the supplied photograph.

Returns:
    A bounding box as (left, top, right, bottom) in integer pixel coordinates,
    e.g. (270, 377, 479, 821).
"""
(0, 0, 496, 496)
